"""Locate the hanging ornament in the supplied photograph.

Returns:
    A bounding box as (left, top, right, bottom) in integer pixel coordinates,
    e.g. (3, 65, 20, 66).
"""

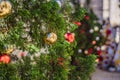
(78, 49, 82, 53)
(101, 45, 106, 51)
(45, 32, 57, 44)
(88, 48, 93, 54)
(94, 26, 99, 31)
(56, 0, 62, 7)
(84, 50, 88, 54)
(20, 52, 27, 57)
(0, 0, 12, 18)
(96, 36, 100, 41)
(92, 40, 96, 45)
(57, 58, 64, 66)
(64, 32, 75, 43)
(96, 47, 101, 51)
(97, 50, 102, 55)
(5, 48, 14, 54)
(74, 21, 81, 26)
(80, 29, 85, 34)
(89, 29, 94, 33)
(84, 15, 89, 20)
(0, 54, 11, 64)
(106, 29, 111, 36)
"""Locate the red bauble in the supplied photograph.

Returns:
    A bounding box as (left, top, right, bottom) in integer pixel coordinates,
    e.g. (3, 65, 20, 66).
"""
(0, 54, 11, 64)
(74, 21, 81, 26)
(21, 52, 26, 57)
(98, 56, 103, 62)
(88, 48, 93, 54)
(57, 58, 64, 66)
(80, 29, 85, 34)
(97, 50, 102, 55)
(85, 15, 89, 20)
(57, 58, 64, 62)
(64, 33, 75, 43)
(106, 29, 111, 36)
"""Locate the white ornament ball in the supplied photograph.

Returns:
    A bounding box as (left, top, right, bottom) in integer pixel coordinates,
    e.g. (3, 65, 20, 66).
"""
(94, 26, 99, 31)
(56, 0, 62, 7)
(84, 50, 88, 54)
(89, 29, 94, 33)
(78, 49, 82, 53)
(100, 29, 103, 33)
(96, 37, 100, 41)
(97, 47, 101, 51)
(101, 45, 106, 51)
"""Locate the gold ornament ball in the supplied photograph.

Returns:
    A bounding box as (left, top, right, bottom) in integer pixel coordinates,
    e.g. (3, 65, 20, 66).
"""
(45, 32, 57, 44)
(0, 0, 12, 18)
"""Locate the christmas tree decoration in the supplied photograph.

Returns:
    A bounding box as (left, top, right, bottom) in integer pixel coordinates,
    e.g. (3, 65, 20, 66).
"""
(0, 0, 106, 79)
(80, 29, 85, 34)
(74, 21, 81, 26)
(96, 36, 100, 41)
(57, 58, 64, 66)
(92, 40, 96, 45)
(78, 49, 82, 53)
(64, 32, 75, 43)
(94, 26, 99, 31)
(84, 50, 88, 54)
(88, 48, 93, 54)
(0, 54, 11, 64)
(97, 50, 102, 55)
(89, 29, 94, 33)
(56, 0, 62, 7)
(45, 32, 57, 44)
(106, 29, 111, 36)
(96, 47, 101, 51)
(20, 52, 27, 57)
(5, 48, 14, 54)
(0, 0, 12, 18)
(84, 15, 89, 20)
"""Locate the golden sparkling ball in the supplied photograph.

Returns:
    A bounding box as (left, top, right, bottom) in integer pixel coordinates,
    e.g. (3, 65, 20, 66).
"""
(0, 1, 12, 18)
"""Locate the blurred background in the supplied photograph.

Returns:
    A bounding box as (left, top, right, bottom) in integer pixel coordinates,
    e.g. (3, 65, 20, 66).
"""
(78, 0, 120, 80)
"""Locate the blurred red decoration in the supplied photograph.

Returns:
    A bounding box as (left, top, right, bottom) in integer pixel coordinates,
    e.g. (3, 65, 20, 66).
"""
(88, 48, 93, 54)
(57, 58, 64, 66)
(21, 52, 26, 57)
(0, 54, 11, 64)
(64, 33, 75, 43)
(98, 56, 103, 62)
(74, 21, 81, 26)
(80, 29, 85, 34)
(92, 40, 96, 45)
(106, 29, 111, 36)
(85, 15, 89, 20)
(97, 50, 102, 55)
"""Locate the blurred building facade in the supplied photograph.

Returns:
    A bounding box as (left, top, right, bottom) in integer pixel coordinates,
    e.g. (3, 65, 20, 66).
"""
(79, 0, 120, 26)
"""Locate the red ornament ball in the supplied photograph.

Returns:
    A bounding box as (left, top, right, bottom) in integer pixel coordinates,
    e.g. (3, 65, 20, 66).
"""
(85, 15, 89, 20)
(64, 33, 75, 43)
(97, 50, 102, 55)
(80, 29, 85, 34)
(106, 29, 111, 36)
(0, 54, 11, 64)
(21, 52, 26, 57)
(74, 21, 81, 26)
(88, 48, 93, 54)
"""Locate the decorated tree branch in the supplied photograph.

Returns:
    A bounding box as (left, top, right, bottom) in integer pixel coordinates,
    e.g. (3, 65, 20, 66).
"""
(0, 0, 105, 80)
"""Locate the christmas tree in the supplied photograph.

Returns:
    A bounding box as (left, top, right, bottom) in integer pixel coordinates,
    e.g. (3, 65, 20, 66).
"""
(0, 0, 105, 80)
